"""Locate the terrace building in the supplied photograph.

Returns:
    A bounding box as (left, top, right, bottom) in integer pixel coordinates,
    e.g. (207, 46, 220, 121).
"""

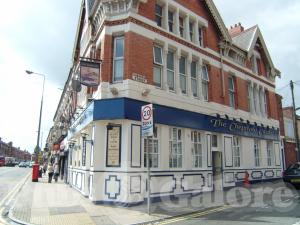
(49, 0, 284, 205)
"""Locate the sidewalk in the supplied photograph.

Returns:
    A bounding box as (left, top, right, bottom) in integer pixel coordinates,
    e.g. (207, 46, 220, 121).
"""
(9, 175, 284, 225)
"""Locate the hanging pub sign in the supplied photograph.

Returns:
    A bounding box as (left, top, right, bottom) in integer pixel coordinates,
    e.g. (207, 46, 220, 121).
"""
(79, 58, 101, 87)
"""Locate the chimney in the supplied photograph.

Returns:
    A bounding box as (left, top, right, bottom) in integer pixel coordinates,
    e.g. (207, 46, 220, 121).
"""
(228, 22, 244, 36)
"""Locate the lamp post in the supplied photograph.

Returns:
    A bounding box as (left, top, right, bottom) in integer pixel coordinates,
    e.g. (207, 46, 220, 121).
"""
(26, 70, 45, 181)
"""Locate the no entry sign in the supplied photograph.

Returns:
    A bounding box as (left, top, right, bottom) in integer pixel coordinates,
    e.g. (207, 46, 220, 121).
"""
(141, 104, 153, 137)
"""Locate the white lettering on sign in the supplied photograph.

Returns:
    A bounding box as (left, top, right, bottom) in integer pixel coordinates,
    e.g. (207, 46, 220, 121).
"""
(141, 104, 153, 137)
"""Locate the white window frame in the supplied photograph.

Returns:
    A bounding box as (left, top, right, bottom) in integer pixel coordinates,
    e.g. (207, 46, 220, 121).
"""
(168, 10, 174, 33)
(198, 27, 203, 47)
(155, 4, 163, 27)
(233, 136, 241, 167)
(179, 56, 187, 94)
(228, 76, 235, 108)
(191, 60, 198, 97)
(144, 126, 159, 168)
(253, 86, 259, 114)
(179, 16, 184, 38)
(167, 50, 175, 91)
(191, 131, 203, 168)
(153, 46, 163, 88)
(169, 128, 183, 168)
(267, 141, 274, 167)
(254, 139, 261, 167)
(264, 91, 268, 116)
(247, 83, 253, 113)
(201, 65, 209, 101)
(113, 36, 124, 82)
(189, 22, 194, 42)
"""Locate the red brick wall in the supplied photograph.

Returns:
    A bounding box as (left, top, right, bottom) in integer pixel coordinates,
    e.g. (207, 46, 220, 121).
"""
(138, 0, 156, 21)
(208, 65, 223, 104)
(124, 32, 153, 83)
(138, 0, 221, 52)
(284, 141, 297, 168)
(236, 77, 249, 111)
(267, 91, 279, 120)
(276, 94, 285, 136)
(101, 35, 113, 83)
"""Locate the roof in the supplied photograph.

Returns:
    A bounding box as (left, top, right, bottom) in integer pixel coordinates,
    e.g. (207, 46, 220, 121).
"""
(231, 25, 281, 77)
(232, 25, 257, 51)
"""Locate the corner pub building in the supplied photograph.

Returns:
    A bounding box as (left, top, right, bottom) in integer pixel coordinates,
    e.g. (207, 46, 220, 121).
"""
(57, 0, 284, 205)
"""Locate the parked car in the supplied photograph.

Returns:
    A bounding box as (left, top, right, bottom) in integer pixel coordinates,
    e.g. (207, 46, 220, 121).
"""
(283, 162, 300, 188)
(19, 162, 27, 168)
(0, 156, 5, 167)
(29, 161, 35, 168)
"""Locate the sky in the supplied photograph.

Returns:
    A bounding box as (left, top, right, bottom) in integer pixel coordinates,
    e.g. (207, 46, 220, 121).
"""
(0, 0, 299, 153)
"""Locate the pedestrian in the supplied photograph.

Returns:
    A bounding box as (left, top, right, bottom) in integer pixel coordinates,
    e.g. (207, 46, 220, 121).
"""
(47, 163, 54, 183)
(54, 163, 59, 182)
(43, 162, 48, 174)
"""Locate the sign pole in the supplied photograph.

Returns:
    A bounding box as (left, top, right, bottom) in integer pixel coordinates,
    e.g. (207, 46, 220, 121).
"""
(141, 103, 153, 215)
(147, 136, 151, 215)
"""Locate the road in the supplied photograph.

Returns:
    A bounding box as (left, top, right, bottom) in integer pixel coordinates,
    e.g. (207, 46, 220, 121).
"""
(157, 183, 300, 225)
(0, 167, 31, 224)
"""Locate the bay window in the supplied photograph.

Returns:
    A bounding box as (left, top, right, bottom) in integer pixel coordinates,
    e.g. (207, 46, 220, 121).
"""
(201, 65, 209, 101)
(191, 61, 198, 97)
(153, 46, 163, 87)
(179, 56, 187, 94)
(167, 51, 175, 91)
(113, 36, 124, 82)
(169, 128, 183, 168)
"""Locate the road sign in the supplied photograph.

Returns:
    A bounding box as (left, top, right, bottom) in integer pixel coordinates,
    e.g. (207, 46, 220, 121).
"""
(141, 104, 153, 137)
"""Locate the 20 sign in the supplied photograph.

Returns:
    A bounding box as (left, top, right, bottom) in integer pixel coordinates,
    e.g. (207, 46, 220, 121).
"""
(141, 104, 153, 137)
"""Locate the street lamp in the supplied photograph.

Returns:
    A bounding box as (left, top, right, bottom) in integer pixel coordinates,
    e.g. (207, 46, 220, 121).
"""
(26, 70, 45, 168)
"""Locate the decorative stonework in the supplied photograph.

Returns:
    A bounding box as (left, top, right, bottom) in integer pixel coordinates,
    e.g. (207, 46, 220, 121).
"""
(92, 0, 146, 34)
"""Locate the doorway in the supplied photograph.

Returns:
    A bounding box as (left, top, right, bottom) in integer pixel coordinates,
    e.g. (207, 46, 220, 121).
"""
(212, 151, 223, 191)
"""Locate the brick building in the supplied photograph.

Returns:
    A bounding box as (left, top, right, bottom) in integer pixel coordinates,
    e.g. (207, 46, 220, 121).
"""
(0, 138, 31, 162)
(282, 107, 297, 168)
(50, 0, 284, 205)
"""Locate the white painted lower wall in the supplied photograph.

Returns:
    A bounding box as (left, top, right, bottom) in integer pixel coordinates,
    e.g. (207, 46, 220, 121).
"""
(66, 118, 283, 205)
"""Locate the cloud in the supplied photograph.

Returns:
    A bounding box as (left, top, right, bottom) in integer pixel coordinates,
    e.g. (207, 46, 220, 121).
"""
(0, 0, 80, 152)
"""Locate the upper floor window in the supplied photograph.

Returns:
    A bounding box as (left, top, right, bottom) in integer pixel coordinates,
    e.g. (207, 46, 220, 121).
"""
(179, 16, 184, 38)
(228, 77, 235, 108)
(191, 131, 203, 168)
(251, 55, 261, 75)
(179, 56, 187, 94)
(253, 86, 259, 114)
(113, 36, 124, 82)
(189, 22, 194, 42)
(201, 65, 209, 101)
(259, 88, 265, 116)
(168, 11, 174, 33)
(264, 91, 268, 116)
(167, 51, 175, 91)
(247, 83, 254, 113)
(169, 128, 183, 168)
(267, 141, 274, 167)
(191, 61, 198, 97)
(153, 46, 163, 87)
(198, 27, 203, 46)
(144, 126, 159, 168)
(254, 139, 261, 167)
(233, 136, 241, 167)
(155, 4, 163, 27)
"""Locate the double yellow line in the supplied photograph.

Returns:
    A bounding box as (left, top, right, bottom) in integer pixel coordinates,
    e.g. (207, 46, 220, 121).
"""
(157, 205, 232, 225)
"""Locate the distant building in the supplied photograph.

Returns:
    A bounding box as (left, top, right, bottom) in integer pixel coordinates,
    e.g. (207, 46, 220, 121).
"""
(282, 107, 297, 167)
(0, 138, 31, 161)
(48, 0, 284, 205)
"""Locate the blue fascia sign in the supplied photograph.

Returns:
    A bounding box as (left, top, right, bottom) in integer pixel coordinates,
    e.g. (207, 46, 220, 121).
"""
(91, 98, 279, 141)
